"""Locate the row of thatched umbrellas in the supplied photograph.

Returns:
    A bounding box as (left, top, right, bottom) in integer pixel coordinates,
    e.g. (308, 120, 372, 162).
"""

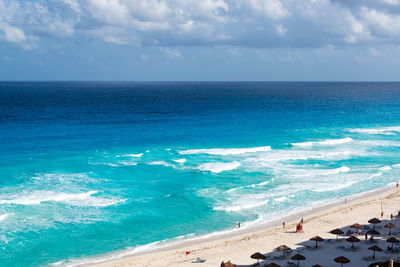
(251, 250, 350, 267)
(250, 218, 398, 266)
(251, 235, 400, 265)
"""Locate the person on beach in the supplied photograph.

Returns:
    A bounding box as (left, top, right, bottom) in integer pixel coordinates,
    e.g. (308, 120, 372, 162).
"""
(300, 218, 304, 224)
(365, 232, 368, 241)
(238, 222, 240, 228)
(397, 182, 399, 188)
(282, 222, 285, 228)
(391, 214, 394, 220)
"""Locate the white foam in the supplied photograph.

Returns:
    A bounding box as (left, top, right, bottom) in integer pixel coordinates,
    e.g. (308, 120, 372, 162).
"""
(147, 161, 173, 167)
(172, 159, 186, 164)
(197, 161, 241, 173)
(274, 196, 287, 202)
(0, 213, 9, 221)
(118, 162, 138, 166)
(379, 166, 392, 171)
(348, 126, 400, 135)
(357, 140, 400, 147)
(289, 166, 350, 177)
(291, 137, 353, 147)
(0, 191, 124, 207)
(178, 146, 271, 155)
(120, 153, 143, 158)
(214, 198, 269, 212)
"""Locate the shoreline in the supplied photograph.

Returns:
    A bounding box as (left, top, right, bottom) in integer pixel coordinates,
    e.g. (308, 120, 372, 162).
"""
(55, 182, 399, 267)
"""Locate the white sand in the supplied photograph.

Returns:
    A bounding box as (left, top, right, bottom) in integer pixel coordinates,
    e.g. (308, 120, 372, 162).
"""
(87, 186, 400, 267)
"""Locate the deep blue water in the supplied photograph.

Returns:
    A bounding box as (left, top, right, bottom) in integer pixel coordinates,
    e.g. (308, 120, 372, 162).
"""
(1, 82, 400, 266)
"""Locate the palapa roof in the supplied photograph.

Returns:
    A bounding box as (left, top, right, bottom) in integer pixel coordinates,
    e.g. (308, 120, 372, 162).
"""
(330, 228, 344, 235)
(334, 256, 351, 264)
(387, 237, 400, 243)
(310, 236, 324, 242)
(350, 223, 363, 229)
(275, 245, 291, 251)
(385, 223, 397, 229)
(250, 252, 266, 260)
(346, 236, 360, 243)
(368, 245, 383, 252)
(368, 218, 382, 224)
(265, 263, 281, 267)
(291, 254, 306, 261)
(366, 229, 380, 235)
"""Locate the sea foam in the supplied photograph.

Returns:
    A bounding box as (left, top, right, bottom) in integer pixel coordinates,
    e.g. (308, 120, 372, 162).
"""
(0, 213, 9, 221)
(0, 190, 123, 207)
(348, 126, 400, 135)
(291, 137, 353, 147)
(197, 161, 241, 173)
(178, 146, 271, 155)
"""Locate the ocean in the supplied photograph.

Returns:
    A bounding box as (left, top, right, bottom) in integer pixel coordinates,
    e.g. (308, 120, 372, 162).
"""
(1, 82, 400, 266)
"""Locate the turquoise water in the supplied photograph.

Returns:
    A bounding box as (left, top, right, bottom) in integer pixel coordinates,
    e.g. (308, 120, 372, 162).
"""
(1, 82, 400, 266)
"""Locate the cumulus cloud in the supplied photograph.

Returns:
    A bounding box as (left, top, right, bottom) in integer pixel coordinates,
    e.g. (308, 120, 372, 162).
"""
(0, 0, 399, 49)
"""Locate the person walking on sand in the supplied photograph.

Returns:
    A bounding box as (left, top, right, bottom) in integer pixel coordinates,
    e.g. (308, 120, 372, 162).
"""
(282, 221, 285, 228)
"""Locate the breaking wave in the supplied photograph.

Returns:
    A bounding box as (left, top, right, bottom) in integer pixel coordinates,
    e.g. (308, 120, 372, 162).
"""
(197, 161, 241, 173)
(291, 137, 353, 147)
(178, 146, 271, 155)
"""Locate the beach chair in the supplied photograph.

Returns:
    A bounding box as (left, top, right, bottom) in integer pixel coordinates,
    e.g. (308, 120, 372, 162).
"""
(192, 257, 206, 263)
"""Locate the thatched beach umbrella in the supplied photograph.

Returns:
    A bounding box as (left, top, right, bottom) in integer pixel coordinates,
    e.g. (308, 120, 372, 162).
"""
(330, 228, 344, 241)
(385, 223, 397, 235)
(291, 254, 306, 266)
(387, 236, 400, 249)
(368, 245, 383, 259)
(222, 262, 236, 267)
(346, 235, 360, 248)
(367, 229, 380, 236)
(368, 218, 382, 229)
(334, 256, 350, 267)
(350, 223, 363, 229)
(265, 263, 281, 267)
(251, 252, 266, 264)
(275, 245, 291, 257)
(312, 265, 322, 267)
(310, 236, 324, 247)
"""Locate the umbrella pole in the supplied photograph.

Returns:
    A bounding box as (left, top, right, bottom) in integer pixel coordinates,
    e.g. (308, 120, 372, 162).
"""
(390, 229, 392, 236)
(373, 250, 376, 259)
(315, 240, 317, 248)
(336, 234, 338, 241)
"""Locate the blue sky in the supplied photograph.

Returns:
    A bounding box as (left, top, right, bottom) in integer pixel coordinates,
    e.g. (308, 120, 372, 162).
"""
(1, 0, 400, 81)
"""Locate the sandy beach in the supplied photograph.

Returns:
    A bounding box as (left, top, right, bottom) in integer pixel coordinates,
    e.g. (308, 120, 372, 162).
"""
(86, 185, 400, 267)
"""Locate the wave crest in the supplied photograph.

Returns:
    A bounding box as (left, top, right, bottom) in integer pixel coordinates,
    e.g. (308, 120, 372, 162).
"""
(178, 146, 271, 155)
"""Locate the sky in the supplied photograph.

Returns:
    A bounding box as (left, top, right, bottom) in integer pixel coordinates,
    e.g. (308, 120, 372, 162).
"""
(0, 0, 400, 81)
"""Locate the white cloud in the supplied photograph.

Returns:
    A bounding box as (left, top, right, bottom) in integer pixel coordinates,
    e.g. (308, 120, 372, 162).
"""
(360, 7, 400, 35)
(0, 0, 399, 49)
(275, 24, 287, 36)
(160, 47, 182, 58)
(382, 0, 400, 5)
